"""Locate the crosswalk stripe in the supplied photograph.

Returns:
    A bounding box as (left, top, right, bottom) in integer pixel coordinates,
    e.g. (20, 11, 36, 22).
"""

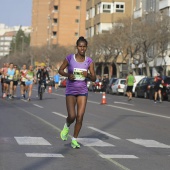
(77, 138, 114, 147)
(25, 153, 64, 158)
(99, 154, 138, 159)
(14, 137, 51, 145)
(127, 139, 170, 148)
(88, 127, 121, 140)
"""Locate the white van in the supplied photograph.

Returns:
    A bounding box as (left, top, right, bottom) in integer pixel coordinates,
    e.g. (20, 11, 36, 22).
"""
(123, 75, 146, 95)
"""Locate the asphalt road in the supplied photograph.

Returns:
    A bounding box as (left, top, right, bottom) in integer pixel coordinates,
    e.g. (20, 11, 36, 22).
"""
(0, 86, 170, 170)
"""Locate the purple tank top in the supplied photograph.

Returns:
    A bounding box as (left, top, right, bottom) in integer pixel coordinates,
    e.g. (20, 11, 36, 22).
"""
(65, 54, 93, 95)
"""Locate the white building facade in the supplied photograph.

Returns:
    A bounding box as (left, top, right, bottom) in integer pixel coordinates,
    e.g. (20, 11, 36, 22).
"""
(0, 23, 31, 58)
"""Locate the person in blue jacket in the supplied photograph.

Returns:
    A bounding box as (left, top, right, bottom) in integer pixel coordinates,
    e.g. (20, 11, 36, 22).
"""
(54, 72, 60, 89)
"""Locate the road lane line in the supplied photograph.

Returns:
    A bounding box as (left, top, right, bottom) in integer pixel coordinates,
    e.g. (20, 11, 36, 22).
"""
(127, 139, 170, 148)
(14, 137, 51, 145)
(88, 127, 121, 140)
(114, 102, 134, 106)
(99, 154, 138, 159)
(33, 104, 44, 108)
(106, 104, 170, 119)
(21, 99, 27, 102)
(52, 112, 67, 118)
(7, 102, 130, 170)
(25, 153, 64, 158)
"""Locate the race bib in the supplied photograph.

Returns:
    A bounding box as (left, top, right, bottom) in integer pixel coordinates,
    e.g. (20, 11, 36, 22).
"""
(8, 75, 14, 80)
(73, 68, 87, 81)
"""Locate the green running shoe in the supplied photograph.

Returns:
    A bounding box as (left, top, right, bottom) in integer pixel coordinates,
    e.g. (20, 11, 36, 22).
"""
(60, 126, 69, 141)
(71, 139, 80, 149)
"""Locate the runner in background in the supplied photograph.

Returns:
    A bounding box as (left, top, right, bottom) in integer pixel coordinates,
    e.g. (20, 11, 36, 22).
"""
(154, 73, 164, 103)
(126, 71, 136, 101)
(59, 36, 96, 149)
(1, 63, 9, 98)
(20, 64, 27, 99)
(5, 63, 15, 99)
(13, 65, 20, 98)
(54, 72, 60, 90)
(25, 65, 35, 101)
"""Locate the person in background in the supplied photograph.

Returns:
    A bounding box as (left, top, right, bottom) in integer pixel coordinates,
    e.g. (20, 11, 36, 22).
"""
(36, 64, 50, 95)
(1, 63, 9, 98)
(13, 65, 20, 98)
(59, 36, 96, 149)
(154, 73, 164, 103)
(20, 64, 27, 99)
(102, 75, 109, 92)
(54, 72, 60, 90)
(5, 63, 15, 99)
(25, 65, 35, 101)
(126, 71, 135, 101)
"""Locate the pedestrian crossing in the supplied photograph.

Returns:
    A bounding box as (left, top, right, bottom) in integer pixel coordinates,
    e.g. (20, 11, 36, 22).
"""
(12, 135, 170, 159)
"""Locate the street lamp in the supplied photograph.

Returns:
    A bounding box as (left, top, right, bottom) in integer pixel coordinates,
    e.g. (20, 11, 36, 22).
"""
(20, 35, 24, 55)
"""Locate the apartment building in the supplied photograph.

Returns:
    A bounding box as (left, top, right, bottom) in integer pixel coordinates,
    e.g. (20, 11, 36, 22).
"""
(86, 0, 135, 38)
(86, 0, 136, 77)
(0, 31, 16, 58)
(31, 0, 87, 47)
(133, 0, 170, 76)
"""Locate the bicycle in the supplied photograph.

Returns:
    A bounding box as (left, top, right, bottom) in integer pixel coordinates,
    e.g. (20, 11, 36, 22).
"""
(38, 81, 45, 100)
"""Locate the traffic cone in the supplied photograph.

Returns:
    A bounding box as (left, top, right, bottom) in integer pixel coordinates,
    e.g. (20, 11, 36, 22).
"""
(48, 86, 52, 93)
(101, 92, 107, 104)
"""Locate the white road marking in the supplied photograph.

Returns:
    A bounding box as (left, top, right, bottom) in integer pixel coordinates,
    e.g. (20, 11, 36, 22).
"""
(11, 103, 130, 170)
(25, 153, 64, 158)
(14, 137, 51, 145)
(51, 93, 65, 97)
(114, 102, 134, 106)
(99, 154, 138, 159)
(127, 139, 170, 148)
(33, 104, 44, 108)
(88, 127, 121, 140)
(52, 112, 67, 118)
(21, 99, 27, 102)
(77, 138, 114, 147)
(106, 104, 170, 119)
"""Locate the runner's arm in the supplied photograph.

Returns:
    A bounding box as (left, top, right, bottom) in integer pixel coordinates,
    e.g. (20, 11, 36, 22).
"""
(87, 62, 96, 82)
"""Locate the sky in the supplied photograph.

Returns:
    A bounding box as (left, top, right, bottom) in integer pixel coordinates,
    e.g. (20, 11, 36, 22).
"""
(0, 0, 32, 27)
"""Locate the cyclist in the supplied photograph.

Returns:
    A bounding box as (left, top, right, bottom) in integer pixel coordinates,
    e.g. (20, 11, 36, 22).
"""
(36, 64, 50, 95)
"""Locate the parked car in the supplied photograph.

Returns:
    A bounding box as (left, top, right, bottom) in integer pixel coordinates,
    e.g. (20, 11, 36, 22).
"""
(106, 77, 117, 94)
(46, 76, 55, 86)
(123, 75, 146, 96)
(111, 79, 126, 95)
(135, 77, 154, 98)
(60, 78, 67, 87)
(148, 76, 170, 100)
(88, 81, 103, 92)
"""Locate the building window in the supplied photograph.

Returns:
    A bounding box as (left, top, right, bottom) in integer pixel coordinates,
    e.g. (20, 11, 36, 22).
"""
(115, 3, 125, 13)
(75, 32, 78, 37)
(53, 18, 58, 24)
(54, 6, 58, 12)
(76, 6, 80, 10)
(103, 4, 111, 13)
(52, 31, 57, 37)
(75, 19, 79, 23)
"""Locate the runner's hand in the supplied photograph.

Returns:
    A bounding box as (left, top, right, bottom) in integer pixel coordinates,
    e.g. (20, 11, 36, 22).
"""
(68, 74, 75, 80)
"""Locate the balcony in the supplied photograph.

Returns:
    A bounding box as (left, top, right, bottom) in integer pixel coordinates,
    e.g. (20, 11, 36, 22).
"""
(159, 0, 170, 10)
(134, 8, 142, 19)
